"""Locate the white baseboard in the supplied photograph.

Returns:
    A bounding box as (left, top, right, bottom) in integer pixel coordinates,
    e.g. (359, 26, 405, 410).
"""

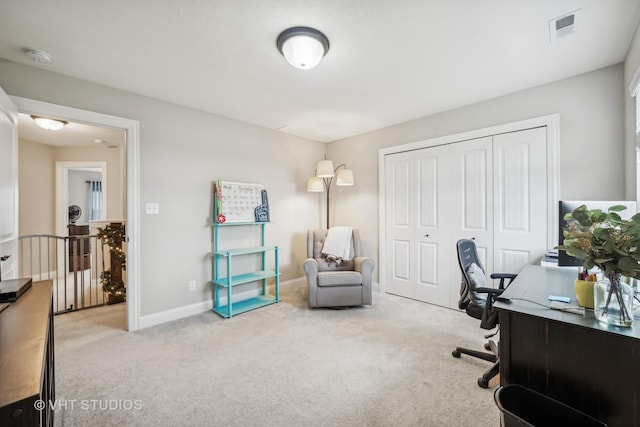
(137, 277, 305, 330)
(138, 299, 212, 329)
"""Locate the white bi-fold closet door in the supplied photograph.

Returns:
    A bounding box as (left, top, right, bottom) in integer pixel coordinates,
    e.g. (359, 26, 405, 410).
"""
(384, 126, 548, 308)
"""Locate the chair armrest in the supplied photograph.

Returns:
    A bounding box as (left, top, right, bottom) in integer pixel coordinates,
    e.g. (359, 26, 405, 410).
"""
(354, 256, 375, 275)
(490, 273, 517, 289)
(354, 257, 375, 305)
(304, 258, 319, 307)
(476, 287, 504, 296)
(490, 273, 517, 279)
(304, 258, 318, 278)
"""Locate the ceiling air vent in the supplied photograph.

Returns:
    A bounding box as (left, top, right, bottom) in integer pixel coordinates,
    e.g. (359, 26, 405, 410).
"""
(549, 9, 581, 42)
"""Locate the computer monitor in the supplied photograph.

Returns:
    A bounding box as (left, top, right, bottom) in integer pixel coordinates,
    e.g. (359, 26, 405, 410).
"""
(558, 200, 637, 266)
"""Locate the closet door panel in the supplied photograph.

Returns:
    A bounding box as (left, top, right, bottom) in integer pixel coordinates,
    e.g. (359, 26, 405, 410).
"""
(414, 146, 449, 306)
(497, 249, 531, 274)
(493, 127, 547, 275)
(449, 137, 493, 306)
(385, 151, 415, 297)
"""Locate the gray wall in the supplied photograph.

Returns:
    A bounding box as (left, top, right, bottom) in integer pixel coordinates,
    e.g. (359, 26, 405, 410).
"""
(0, 59, 326, 317)
(329, 64, 628, 278)
(0, 57, 633, 320)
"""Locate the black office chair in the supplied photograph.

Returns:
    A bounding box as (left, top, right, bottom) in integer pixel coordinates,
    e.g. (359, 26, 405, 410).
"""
(452, 239, 517, 388)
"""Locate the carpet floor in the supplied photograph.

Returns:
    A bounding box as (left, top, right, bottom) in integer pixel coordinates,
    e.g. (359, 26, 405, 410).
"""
(53, 282, 500, 426)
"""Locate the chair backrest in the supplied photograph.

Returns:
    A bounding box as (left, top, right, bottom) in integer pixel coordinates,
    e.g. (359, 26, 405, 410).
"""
(307, 229, 361, 272)
(456, 239, 489, 316)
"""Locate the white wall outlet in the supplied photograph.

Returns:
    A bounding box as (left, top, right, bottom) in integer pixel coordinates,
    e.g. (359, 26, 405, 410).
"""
(146, 202, 160, 215)
(189, 280, 196, 291)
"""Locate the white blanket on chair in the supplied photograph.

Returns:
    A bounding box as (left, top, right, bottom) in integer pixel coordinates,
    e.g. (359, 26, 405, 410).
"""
(321, 226, 352, 266)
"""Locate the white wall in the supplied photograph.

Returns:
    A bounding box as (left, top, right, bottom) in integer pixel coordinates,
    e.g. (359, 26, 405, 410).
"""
(19, 140, 124, 234)
(0, 59, 325, 318)
(54, 145, 124, 220)
(329, 64, 627, 280)
(68, 169, 101, 224)
(624, 24, 640, 201)
(19, 139, 55, 235)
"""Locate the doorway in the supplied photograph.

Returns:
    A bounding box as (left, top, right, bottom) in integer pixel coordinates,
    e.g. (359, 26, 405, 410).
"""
(56, 162, 108, 239)
(11, 95, 140, 331)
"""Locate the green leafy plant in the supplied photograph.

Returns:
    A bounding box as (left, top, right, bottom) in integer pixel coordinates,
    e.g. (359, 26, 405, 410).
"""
(556, 204, 640, 325)
(555, 204, 640, 279)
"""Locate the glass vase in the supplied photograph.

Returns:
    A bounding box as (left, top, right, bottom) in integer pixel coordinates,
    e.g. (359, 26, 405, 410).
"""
(593, 272, 634, 327)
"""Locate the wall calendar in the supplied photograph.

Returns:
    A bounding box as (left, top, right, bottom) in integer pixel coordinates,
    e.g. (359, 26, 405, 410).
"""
(215, 180, 269, 223)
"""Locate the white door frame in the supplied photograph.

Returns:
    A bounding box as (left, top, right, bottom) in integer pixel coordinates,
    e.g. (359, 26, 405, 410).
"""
(12, 96, 141, 331)
(55, 161, 107, 238)
(378, 114, 560, 293)
(0, 87, 18, 280)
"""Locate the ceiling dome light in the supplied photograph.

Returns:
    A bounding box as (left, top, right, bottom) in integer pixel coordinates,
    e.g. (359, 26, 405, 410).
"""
(276, 26, 329, 70)
(30, 115, 68, 131)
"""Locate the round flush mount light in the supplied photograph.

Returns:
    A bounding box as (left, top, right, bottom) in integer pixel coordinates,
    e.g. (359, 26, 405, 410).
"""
(30, 115, 68, 131)
(24, 48, 52, 64)
(276, 26, 329, 70)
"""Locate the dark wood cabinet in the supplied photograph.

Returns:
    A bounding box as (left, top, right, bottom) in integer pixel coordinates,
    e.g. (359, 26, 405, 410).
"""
(68, 224, 90, 271)
(496, 266, 640, 427)
(0, 281, 54, 426)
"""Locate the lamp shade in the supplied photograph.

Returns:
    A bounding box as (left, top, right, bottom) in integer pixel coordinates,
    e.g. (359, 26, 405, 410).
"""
(316, 160, 335, 177)
(277, 27, 329, 70)
(306, 176, 324, 192)
(336, 169, 354, 186)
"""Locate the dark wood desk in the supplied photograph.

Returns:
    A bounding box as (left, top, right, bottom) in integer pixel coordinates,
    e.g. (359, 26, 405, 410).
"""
(0, 281, 54, 426)
(495, 265, 640, 427)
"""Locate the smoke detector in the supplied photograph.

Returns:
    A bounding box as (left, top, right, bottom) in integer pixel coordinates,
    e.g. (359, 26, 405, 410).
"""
(549, 9, 581, 42)
(24, 48, 52, 64)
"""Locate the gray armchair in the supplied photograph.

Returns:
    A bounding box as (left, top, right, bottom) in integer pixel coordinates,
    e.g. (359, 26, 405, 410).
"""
(304, 229, 374, 308)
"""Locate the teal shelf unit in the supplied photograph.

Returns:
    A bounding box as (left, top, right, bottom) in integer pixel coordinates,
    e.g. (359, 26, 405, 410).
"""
(211, 221, 280, 318)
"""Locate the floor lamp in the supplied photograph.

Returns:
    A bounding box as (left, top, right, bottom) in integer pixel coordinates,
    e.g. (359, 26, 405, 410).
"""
(306, 157, 354, 229)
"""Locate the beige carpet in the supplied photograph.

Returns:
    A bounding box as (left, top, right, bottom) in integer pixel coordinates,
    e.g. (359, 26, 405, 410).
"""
(53, 283, 500, 426)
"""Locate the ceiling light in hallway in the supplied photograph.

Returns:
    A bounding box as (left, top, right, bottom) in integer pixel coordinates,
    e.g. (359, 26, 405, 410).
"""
(31, 115, 68, 130)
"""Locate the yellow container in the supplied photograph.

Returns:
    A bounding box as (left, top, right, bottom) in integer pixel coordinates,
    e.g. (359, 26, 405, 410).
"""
(574, 279, 595, 308)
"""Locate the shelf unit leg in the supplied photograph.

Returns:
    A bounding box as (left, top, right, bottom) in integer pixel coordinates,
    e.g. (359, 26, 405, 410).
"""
(227, 255, 233, 318)
(275, 247, 280, 301)
(261, 223, 266, 296)
(214, 282, 220, 310)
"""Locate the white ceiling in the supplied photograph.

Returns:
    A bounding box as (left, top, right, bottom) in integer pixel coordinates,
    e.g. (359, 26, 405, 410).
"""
(1, 0, 639, 143)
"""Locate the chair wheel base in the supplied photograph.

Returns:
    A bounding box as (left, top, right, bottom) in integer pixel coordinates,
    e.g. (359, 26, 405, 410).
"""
(452, 350, 461, 358)
(484, 343, 492, 351)
(478, 378, 489, 388)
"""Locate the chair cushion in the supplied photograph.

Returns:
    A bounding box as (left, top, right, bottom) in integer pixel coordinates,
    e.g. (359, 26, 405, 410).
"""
(317, 271, 363, 287)
(312, 229, 356, 271)
(466, 262, 488, 314)
(466, 263, 487, 289)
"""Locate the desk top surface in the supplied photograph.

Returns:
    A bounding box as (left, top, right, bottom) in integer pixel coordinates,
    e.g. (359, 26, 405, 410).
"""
(495, 264, 640, 340)
(0, 281, 52, 407)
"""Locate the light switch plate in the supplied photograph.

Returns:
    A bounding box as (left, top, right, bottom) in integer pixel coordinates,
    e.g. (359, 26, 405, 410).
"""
(146, 203, 159, 215)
